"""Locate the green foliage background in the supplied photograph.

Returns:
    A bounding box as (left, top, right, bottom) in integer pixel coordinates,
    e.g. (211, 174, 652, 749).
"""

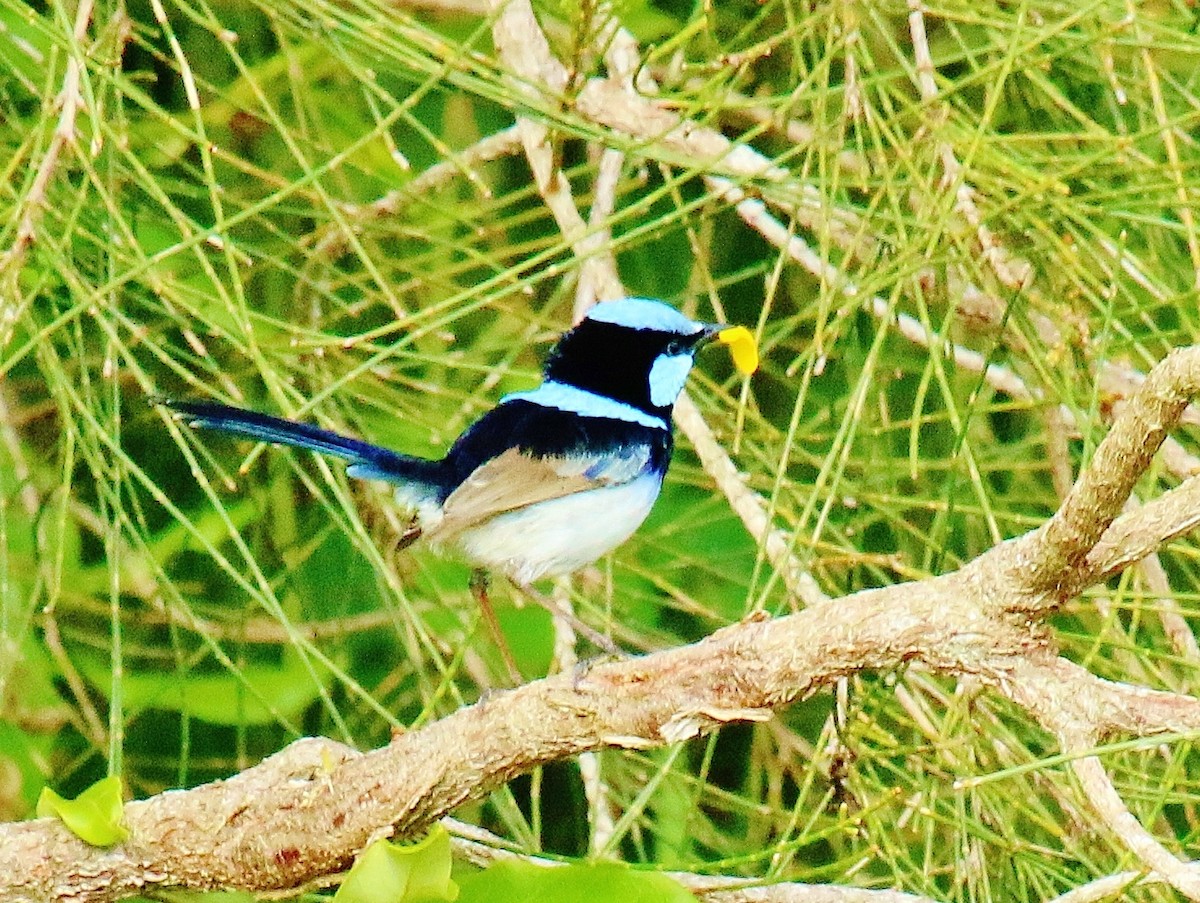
(4, 0, 1200, 899)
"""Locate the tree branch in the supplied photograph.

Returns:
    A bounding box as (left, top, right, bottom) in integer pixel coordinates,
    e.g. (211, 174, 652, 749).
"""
(1013, 347, 1200, 601)
(14, 361, 1200, 903)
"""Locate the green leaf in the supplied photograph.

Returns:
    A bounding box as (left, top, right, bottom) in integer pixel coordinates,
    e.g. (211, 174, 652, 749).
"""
(457, 860, 693, 903)
(36, 775, 129, 847)
(333, 825, 458, 903)
(616, 0, 683, 42)
(74, 648, 329, 727)
(137, 892, 257, 903)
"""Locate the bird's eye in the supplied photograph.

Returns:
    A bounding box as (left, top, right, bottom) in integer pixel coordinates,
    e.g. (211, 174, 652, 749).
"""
(665, 340, 684, 356)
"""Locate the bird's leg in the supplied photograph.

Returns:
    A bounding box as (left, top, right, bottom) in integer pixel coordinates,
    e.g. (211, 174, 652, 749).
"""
(510, 580, 623, 657)
(469, 568, 522, 684)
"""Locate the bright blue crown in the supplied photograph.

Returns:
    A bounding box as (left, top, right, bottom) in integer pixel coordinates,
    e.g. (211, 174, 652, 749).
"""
(585, 298, 703, 335)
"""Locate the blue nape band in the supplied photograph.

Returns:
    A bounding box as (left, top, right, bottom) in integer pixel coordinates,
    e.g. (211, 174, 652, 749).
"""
(500, 382, 668, 429)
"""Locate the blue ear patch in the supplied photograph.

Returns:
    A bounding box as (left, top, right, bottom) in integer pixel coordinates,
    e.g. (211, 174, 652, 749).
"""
(649, 353, 695, 407)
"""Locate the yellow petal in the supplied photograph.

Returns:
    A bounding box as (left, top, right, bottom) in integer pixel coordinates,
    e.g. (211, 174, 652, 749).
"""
(717, 326, 759, 375)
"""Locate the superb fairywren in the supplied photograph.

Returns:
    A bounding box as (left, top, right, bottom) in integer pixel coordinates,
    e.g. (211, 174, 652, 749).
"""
(163, 298, 756, 597)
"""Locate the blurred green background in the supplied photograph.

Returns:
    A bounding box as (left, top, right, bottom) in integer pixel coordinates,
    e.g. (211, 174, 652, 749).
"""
(4, 0, 1200, 899)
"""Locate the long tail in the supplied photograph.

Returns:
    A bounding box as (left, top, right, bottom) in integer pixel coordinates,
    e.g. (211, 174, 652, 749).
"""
(158, 398, 447, 491)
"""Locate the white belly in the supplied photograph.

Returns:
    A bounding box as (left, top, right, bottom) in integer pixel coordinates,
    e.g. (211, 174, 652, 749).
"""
(452, 472, 663, 584)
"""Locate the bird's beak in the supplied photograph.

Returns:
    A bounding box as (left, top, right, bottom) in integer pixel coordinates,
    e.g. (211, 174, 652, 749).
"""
(699, 323, 759, 375)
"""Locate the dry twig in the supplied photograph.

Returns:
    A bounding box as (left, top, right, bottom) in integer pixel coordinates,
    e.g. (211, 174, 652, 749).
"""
(0, 0, 95, 351)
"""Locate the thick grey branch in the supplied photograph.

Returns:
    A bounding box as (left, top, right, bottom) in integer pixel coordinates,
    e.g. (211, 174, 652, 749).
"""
(0, 576, 1015, 901)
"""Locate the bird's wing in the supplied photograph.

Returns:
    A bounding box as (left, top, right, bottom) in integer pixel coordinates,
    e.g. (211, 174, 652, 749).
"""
(432, 445, 653, 539)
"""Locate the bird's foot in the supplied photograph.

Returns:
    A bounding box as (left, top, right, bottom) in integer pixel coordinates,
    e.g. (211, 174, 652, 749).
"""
(511, 581, 623, 657)
(469, 569, 522, 684)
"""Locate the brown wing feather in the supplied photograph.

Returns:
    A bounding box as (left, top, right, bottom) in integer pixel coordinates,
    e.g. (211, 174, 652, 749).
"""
(429, 447, 649, 540)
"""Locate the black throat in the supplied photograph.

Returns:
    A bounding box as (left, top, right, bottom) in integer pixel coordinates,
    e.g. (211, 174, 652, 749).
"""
(542, 320, 683, 422)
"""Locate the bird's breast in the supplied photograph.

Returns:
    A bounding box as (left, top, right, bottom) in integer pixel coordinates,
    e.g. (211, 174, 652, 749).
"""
(451, 469, 665, 584)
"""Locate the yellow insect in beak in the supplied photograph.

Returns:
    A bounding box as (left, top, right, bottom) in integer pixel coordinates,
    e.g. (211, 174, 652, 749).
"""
(716, 325, 759, 375)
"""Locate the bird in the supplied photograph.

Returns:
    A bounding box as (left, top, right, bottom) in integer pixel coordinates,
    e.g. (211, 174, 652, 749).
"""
(160, 298, 757, 665)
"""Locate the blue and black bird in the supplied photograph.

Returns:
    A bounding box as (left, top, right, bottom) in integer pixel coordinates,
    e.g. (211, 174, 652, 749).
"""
(162, 298, 756, 587)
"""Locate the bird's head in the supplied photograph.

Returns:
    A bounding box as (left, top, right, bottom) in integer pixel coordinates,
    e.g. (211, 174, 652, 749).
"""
(543, 298, 757, 420)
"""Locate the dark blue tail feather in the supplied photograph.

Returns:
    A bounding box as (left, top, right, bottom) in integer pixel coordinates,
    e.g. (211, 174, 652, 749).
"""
(158, 398, 447, 492)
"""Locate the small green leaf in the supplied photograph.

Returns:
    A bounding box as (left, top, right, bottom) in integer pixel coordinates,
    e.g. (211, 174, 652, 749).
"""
(74, 648, 329, 727)
(37, 775, 129, 846)
(457, 860, 693, 903)
(333, 825, 458, 903)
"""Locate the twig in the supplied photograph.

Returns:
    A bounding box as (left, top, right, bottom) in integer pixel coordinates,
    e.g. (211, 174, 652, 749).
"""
(0, 0, 95, 351)
(573, 12, 633, 321)
(490, 0, 623, 306)
(1070, 751, 1200, 899)
(447, 820, 935, 902)
(1136, 542, 1200, 673)
(675, 395, 827, 607)
(693, 884, 933, 903)
(904, 0, 1200, 486)
(308, 126, 523, 263)
(711, 164, 1200, 489)
(707, 169, 1200, 503)
(39, 615, 107, 751)
(572, 79, 868, 256)
(999, 659, 1200, 900)
(1085, 473, 1200, 584)
(1043, 871, 1147, 903)
(1002, 656, 1200, 742)
(906, 0, 1033, 292)
(1016, 347, 1200, 599)
(688, 85, 869, 178)
(1122, 0, 1200, 289)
